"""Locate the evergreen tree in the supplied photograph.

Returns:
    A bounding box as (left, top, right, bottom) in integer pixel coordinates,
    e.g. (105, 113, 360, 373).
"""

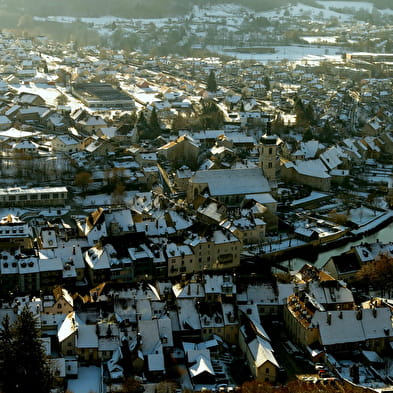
(199, 98, 224, 129)
(0, 315, 16, 393)
(206, 69, 217, 92)
(0, 307, 52, 393)
(136, 111, 148, 138)
(303, 128, 313, 141)
(264, 75, 270, 91)
(148, 107, 161, 139)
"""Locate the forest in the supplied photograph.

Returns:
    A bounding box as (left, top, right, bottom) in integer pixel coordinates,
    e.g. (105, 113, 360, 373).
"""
(1, 0, 390, 19)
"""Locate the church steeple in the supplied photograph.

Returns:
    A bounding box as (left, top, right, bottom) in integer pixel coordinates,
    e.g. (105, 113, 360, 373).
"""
(259, 120, 278, 182)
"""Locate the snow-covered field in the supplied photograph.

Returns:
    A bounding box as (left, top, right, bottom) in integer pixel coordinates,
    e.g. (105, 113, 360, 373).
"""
(301, 36, 338, 44)
(67, 366, 101, 393)
(261, 2, 350, 21)
(208, 44, 343, 63)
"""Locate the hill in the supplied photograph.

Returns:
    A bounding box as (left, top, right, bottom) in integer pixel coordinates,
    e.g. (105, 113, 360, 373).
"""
(1, 0, 392, 19)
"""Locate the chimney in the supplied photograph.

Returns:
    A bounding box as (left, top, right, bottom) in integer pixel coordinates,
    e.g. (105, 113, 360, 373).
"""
(327, 312, 332, 325)
(372, 307, 377, 318)
(356, 309, 362, 320)
(72, 245, 76, 255)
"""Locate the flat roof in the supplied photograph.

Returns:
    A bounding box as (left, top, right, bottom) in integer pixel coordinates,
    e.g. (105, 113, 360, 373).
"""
(72, 83, 133, 102)
(0, 186, 68, 195)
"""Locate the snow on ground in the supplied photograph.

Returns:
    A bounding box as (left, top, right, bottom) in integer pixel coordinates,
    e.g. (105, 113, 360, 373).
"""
(349, 206, 385, 226)
(75, 191, 139, 207)
(258, 238, 307, 254)
(67, 366, 101, 393)
(16, 83, 62, 107)
(209, 44, 343, 63)
(192, 3, 248, 19)
(351, 211, 393, 235)
(301, 36, 338, 44)
(337, 360, 386, 389)
(259, 2, 351, 21)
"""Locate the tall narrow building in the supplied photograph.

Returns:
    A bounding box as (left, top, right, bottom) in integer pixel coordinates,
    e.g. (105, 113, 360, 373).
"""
(259, 121, 278, 183)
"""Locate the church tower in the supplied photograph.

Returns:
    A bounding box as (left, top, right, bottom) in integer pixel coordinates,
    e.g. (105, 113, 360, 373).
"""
(259, 121, 278, 183)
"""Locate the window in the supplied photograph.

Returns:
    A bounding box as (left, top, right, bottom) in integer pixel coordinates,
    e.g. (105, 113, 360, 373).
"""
(41, 194, 50, 199)
(268, 162, 273, 168)
(57, 303, 62, 309)
(269, 147, 273, 154)
(30, 194, 38, 200)
(19, 195, 27, 200)
(266, 368, 270, 374)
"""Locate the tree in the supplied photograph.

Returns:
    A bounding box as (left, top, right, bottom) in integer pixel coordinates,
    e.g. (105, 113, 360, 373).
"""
(121, 377, 143, 393)
(199, 98, 224, 129)
(328, 209, 348, 225)
(56, 93, 68, 106)
(0, 315, 16, 393)
(264, 75, 271, 91)
(111, 181, 126, 206)
(303, 128, 313, 141)
(0, 307, 52, 393)
(136, 111, 148, 137)
(206, 69, 217, 93)
(148, 107, 161, 139)
(355, 253, 393, 296)
(75, 171, 93, 195)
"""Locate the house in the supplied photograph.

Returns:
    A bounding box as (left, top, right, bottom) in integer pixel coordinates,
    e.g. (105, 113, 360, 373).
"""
(51, 135, 81, 153)
(189, 354, 215, 386)
(281, 159, 331, 192)
(42, 286, 74, 315)
(0, 115, 12, 130)
(157, 134, 200, 167)
(239, 318, 279, 382)
(184, 229, 241, 272)
(76, 115, 107, 134)
(322, 252, 362, 281)
(76, 208, 107, 246)
(284, 293, 393, 354)
(84, 244, 114, 285)
(0, 213, 33, 249)
(166, 243, 196, 277)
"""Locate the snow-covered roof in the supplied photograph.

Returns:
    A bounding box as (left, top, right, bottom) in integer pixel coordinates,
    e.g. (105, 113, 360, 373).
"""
(292, 159, 330, 179)
(57, 312, 83, 342)
(77, 324, 98, 348)
(189, 355, 215, 378)
(249, 335, 279, 368)
(312, 308, 392, 346)
(191, 167, 270, 196)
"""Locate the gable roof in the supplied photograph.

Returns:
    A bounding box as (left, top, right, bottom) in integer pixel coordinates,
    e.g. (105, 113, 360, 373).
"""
(189, 354, 215, 378)
(191, 168, 270, 196)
